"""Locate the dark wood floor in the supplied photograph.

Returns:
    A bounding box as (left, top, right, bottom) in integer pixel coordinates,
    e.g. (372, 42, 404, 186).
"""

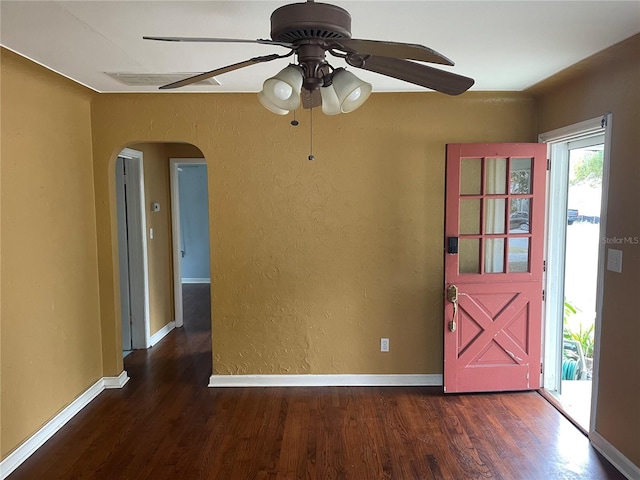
(10, 284, 623, 479)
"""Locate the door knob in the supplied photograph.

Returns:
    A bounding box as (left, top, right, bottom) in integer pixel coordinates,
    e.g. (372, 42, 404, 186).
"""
(447, 285, 458, 332)
(447, 284, 458, 303)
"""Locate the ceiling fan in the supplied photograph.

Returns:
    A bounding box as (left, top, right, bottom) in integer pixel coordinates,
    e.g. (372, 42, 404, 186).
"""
(144, 0, 474, 116)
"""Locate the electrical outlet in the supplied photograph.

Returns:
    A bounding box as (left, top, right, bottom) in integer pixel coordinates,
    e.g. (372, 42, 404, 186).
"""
(380, 338, 390, 352)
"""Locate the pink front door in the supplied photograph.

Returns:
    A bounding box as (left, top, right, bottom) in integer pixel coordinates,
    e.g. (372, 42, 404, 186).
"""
(444, 143, 546, 393)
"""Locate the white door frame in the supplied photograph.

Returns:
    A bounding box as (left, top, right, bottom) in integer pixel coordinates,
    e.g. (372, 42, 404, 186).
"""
(115, 156, 133, 350)
(539, 113, 612, 434)
(169, 157, 207, 328)
(118, 147, 151, 348)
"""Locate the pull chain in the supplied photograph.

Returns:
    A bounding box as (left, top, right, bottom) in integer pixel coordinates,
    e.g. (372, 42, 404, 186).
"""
(308, 107, 315, 161)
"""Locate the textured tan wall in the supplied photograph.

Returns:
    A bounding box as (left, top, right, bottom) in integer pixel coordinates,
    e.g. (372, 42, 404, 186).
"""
(529, 34, 640, 467)
(165, 143, 204, 159)
(91, 91, 536, 377)
(0, 50, 102, 458)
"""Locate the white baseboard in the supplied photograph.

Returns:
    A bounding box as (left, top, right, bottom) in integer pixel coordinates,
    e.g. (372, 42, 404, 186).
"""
(104, 370, 130, 389)
(149, 321, 175, 347)
(208, 373, 443, 388)
(181, 278, 210, 284)
(0, 371, 129, 480)
(590, 430, 640, 479)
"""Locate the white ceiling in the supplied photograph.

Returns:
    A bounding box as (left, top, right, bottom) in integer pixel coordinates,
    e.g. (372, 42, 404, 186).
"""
(1, 1, 639, 93)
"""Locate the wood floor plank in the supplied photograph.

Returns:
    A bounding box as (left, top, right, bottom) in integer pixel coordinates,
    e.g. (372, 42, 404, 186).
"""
(7, 284, 625, 479)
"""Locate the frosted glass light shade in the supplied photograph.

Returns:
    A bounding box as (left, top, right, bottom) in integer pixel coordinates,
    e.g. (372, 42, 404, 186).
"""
(331, 69, 372, 113)
(320, 85, 341, 115)
(260, 65, 303, 111)
(257, 91, 289, 115)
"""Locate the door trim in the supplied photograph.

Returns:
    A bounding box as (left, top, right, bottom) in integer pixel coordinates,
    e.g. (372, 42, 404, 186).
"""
(118, 147, 151, 348)
(539, 113, 612, 435)
(169, 157, 207, 328)
(115, 156, 133, 351)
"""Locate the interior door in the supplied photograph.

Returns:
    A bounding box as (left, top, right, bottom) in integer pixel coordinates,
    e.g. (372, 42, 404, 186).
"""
(444, 143, 546, 393)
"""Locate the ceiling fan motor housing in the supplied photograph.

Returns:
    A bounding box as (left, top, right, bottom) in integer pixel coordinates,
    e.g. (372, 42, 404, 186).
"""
(271, 2, 352, 91)
(270, 2, 352, 42)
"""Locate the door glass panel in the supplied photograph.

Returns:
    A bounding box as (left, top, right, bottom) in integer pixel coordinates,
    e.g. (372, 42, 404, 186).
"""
(509, 238, 530, 272)
(461, 158, 482, 195)
(484, 238, 505, 273)
(485, 158, 507, 194)
(510, 158, 532, 193)
(509, 198, 530, 233)
(460, 199, 481, 234)
(459, 239, 480, 273)
(485, 198, 506, 234)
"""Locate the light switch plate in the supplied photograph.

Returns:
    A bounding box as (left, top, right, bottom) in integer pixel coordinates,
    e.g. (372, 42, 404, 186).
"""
(607, 248, 623, 273)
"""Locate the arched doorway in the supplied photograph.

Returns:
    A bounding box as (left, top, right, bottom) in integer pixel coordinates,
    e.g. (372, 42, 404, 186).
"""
(114, 142, 212, 382)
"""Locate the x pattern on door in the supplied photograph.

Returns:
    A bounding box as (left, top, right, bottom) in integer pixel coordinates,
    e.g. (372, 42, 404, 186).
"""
(463, 285, 534, 357)
(449, 283, 540, 392)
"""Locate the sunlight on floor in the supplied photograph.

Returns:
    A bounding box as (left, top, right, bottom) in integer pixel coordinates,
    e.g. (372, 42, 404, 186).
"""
(557, 380, 592, 431)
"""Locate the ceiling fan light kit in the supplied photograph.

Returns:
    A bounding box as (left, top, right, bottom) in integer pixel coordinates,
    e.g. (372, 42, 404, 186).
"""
(144, 0, 475, 116)
(320, 83, 342, 115)
(328, 68, 372, 113)
(260, 64, 305, 112)
(257, 91, 290, 115)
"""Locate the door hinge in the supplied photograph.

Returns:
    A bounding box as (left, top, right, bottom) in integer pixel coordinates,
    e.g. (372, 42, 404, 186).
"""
(543, 260, 546, 272)
(540, 363, 543, 374)
(542, 289, 545, 301)
(546, 158, 551, 170)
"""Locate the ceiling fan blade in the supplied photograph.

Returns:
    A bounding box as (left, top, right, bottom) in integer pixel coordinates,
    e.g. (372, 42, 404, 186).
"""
(143, 36, 294, 49)
(351, 56, 474, 95)
(331, 39, 453, 66)
(159, 54, 282, 89)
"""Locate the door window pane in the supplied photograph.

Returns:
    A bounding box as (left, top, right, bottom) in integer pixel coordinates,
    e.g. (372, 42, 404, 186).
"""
(509, 198, 530, 233)
(461, 158, 482, 195)
(460, 239, 480, 274)
(485, 198, 506, 234)
(484, 238, 505, 273)
(460, 199, 481, 234)
(510, 158, 532, 194)
(485, 158, 507, 194)
(509, 238, 530, 272)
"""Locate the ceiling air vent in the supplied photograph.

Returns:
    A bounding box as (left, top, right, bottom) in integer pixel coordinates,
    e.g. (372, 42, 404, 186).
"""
(105, 73, 220, 87)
